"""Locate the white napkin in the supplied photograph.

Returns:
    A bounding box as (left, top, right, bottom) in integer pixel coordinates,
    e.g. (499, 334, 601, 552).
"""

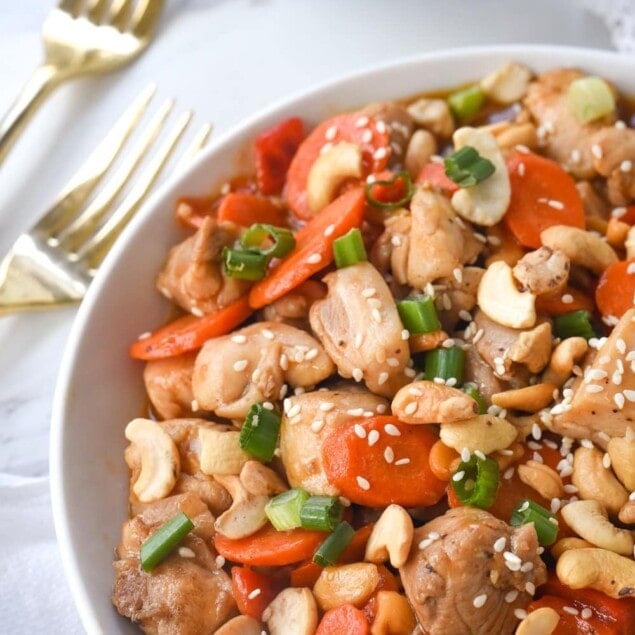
(0, 474, 83, 634)
(577, 0, 635, 51)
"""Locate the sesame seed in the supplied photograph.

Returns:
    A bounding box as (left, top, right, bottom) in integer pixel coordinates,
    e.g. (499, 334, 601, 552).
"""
(547, 199, 564, 210)
(248, 588, 262, 600)
(353, 424, 366, 439)
(453, 267, 463, 283)
(570, 149, 581, 163)
(587, 368, 608, 381)
(319, 142, 333, 155)
(563, 606, 579, 616)
(503, 551, 522, 565)
(518, 162, 526, 176)
(178, 547, 196, 558)
(514, 609, 528, 620)
(474, 450, 487, 461)
(561, 294, 573, 304)
(354, 333, 363, 349)
(356, 476, 370, 490)
(307, 253, 322, 265)
(515, 144, 530, 154)
(263, 401, 275, 411)
(400, 329, 410, 341)
(525, 582, 536, 595)
(287, 403, 301, 418)
(361, 129, 373, 143)
(603, 452, 612, 469)
(376, 120, 387, 134)
(395, 457, 410, 466)
(323, 223, 335, 237)
(418, 537, 436, 549)
(505, 590, 519, 603)
(404, 401, 417, 416)
(586, 384, 604, 393)
(493, 537, 507, 552)
(325, 125, 338, 140)
(384, 423, 401, 437)
(377, 371, 389, 386)
(581, 608, 593, 620)
(262, 328, 274, 340)
(615, 393, 626, 410)
(215, 555, 226, 568)
(352, 368, 363, 382)
(617, 338, 627, 354)
(616, 120, 627, 129)
(311, 420, 325, 433)
(472, 594, 487, 608)
(376, 404, 387, 414)
(520, 561, 534, 572)
(368, 430, 380, 446)
(591, 144, 603, 159)
(373, 147, 388, 160)
(231, 334, 247, 343)
(531, 423, 543, 441)
(320, 402, 334, 412)
(355, 115, 369, 128)
(461, 448, 471, 462)
(371, 308, 382, 323)
(621, 160, 633, 172)
(452, 471, 466, 482)
(384, 446, 395, 463)
(233, 359, 248, 372)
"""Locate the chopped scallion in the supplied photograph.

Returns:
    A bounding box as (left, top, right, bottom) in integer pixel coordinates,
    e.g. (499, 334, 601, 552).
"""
(140, 512, 194, 572)
(300, 495, 344, 532)
(222, 247, 268, 280)
(463, 383, 487, 415)
(552, 309, 596, 341)
(444, 146, 495, 188)
(265, 488, 309, 530)
(424, 346, 465, 386)
(567, 76, 616, 123)
(333, 228, 368, 268)
(239, 402, 282, 462)
(448, 85, 485, 120)
(510, 498, 559, 546)
(450, 453, 499, 509)
(365, 170, 414, 209)
(397, 295, 441, 334)
(240, 223, 296, 258)
(312, 521, 355, 567)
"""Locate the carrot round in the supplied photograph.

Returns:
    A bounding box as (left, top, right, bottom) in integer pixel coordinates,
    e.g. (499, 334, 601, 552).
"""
(535, 286, 595, 316)
(415, 162, 459, 194)
(316, 604, 370, 635)
(230, 567, 284, 620)
(285, 112, 389, 220)
(217, 191, 287, 227)
(129, 296, 253, 360)
(248, 187, 366, 309)
(503, 152, 585, 249)
(595, 258, 635, 319)
(321, 416, 446, 508)
(214, 524, 328, 566)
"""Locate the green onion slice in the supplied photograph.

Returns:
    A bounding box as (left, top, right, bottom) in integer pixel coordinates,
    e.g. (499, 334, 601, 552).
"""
(364, 170, 414, 209)
(300, 496, 344, 532)
(312, 521, 355, 567)
(463, 382, 487, 415)
(424, 346, 465, 386)
(450, 453, 499, 509)
(444, 146, 495, 188)
(510, 498, 559, 546)
(448, 84, 485, 120)
(333, 228, 368, 268)
(552, 309, 597, 341)
(222, 247, 268, 280)
(397, 295, 441, 334)
(240, 223, 296, 258)
(239, 402, 282, 462)
(265, 488, 309, 531)
(566, 76, 616, 123)
(140, 512, 194, 572)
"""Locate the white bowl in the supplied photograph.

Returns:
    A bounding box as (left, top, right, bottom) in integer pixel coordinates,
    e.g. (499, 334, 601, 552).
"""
(51, 45, 635, 633)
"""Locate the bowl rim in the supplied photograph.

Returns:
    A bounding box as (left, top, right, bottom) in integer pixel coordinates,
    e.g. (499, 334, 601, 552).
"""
(50, 43, 634, 633)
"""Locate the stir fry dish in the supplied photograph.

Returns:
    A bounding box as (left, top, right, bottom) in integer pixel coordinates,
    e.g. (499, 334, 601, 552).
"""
(112, 62, 635, 634)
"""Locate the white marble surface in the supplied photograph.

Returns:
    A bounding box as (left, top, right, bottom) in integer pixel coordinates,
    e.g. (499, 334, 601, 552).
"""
(0, 0, 614, 632)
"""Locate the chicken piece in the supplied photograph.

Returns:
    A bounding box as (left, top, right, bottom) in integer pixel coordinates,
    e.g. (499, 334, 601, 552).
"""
(361, 101, 415, 166)
(512, 247, 570, 296)
(156, 216, 249, 315)
(393, 188, 482, 290)
(112, 493, 236, 635)
(400, 507, 546, 635)
(523, 69, 615, 179)
(309, 261, 410, 397)
(550, 308, 635, 439)
(279, 389, 389, 495)
(144, 352, 197, 420)
(260, 281, 326, 330)
(434, 267, 485, 332)
(607, 163, 635, 206)
(192, 322, 334, 420)
(463, 344, 505, 403)
(576, 181, 611, 223)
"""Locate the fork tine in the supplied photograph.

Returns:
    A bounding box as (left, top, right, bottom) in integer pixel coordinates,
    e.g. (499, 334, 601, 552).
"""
(107, 0, 134, 31)
(32, 84, 155, 238)
(57, 0, 85, 17)
(172, 123, 212, 174)
(130, 0, 165, 37)
(76, 112, 195, 267)
(55, 99, 174, 251)
(86, 0, 110, 23)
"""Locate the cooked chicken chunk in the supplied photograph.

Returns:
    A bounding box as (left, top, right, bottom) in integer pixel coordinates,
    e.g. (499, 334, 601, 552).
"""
(112, 493, 236, 635)
(434, 266, 485, 332)
(512, 247, 569, 296)
(192, 322, 334, 420)
(156, 216, 249, 315)
(309, 261, 410, 397)
(462, 344, 504, 403)
(144, 353, 197, 420)
(279, 389, 388, 495)
(361, 101, 415, 166)
(400, 507, 546, 635)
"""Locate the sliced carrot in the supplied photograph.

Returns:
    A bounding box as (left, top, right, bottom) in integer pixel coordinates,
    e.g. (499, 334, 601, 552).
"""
(321, 416, 446, 508)
(415, 162, 459, 194)
(360, 564, 399, 623)
(248, 187, 366, 309)
(216, 191, 287, 227)
(230, 567, 285, 620)
(504, 152, 585, 249)
(214, 524, 329, 567)
(535, 286, 595, 316)
(285, 112, 389, 220)
(254, 116, 305, 195)
(129, 296, 253, 360)
(596, 258, 635, 319)
(316, 604, 370, 635)
(428, 439, 460, 482)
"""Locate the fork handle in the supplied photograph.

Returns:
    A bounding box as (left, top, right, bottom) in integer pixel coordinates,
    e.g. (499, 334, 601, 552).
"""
(0, 64, 62, 167)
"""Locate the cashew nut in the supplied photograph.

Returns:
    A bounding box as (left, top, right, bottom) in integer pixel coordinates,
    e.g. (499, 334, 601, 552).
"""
(550, 536, 594, 559)
(198, 427, 252, 476)
(626, 225, 635, 260)
(556, 547, 635, 599)
(391, 380, 477, 424)
(542, 337, 588, 387)
(606, 217, 630, 248)
(239, 460, 288, 497)
(313, 563, 379, 611)
(439, 414, 517, 454)
(214, 615, 262, 635)
(450, 127, 511, 226)
(507, 322, 552, 373)
(517, 460, 564, 500)
(540, 225, 618, 275)
(124, 418, 180, 503)
(619, 500, 635, 525)
(560, 499, 634, 556)
(365, 504, 414, 568)
(370, 591, 417, 635)
(515, 607, 560, 635)
(607, 435, 635, 491)
(571, 446, 629, 516)
(477, 261, 536, 329)
(406, 97, 454, 138)
(409, 329, 449, 353)
(429, 439, 462, 480)
(307, 141, 362, 213)
(263, 587, 318, 635)
(493, 122, 538, 153)
(480, 62, 533, 104)
(405, 129, 437, 178)
(512, 247, 570, 296)
(212, 474, 269, 539)
(491, 383, 556, 413)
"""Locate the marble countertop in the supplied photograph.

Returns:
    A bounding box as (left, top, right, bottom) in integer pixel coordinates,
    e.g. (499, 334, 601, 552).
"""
(0, 0, 615, 631)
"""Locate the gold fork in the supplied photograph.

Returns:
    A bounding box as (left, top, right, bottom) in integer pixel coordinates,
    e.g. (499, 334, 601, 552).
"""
(0, 0, 165, 166)
(0, 87, 211, 314)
